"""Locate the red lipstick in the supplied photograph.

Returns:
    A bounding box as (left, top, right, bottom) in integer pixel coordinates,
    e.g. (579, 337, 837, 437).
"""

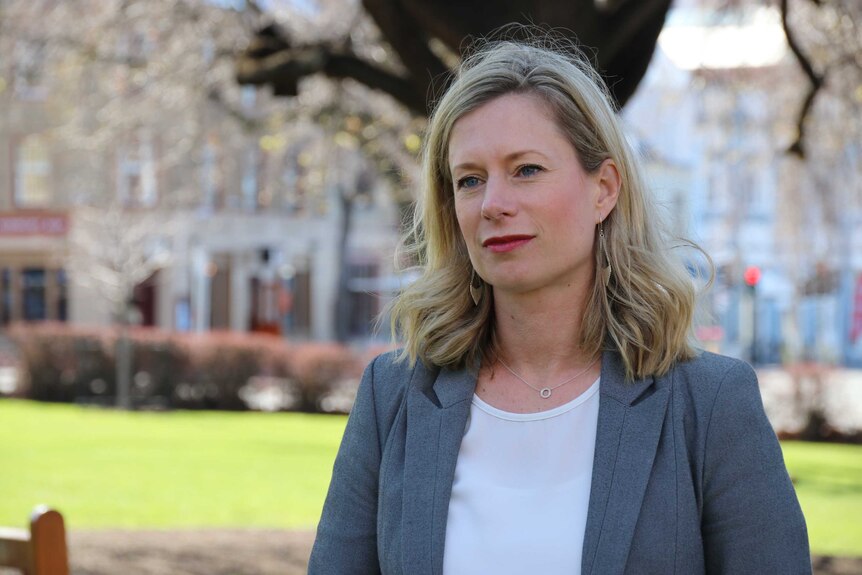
(482, 235, 534, 253)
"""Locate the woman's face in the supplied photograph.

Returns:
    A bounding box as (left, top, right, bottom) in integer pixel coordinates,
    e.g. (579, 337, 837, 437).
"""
(448, 92, 619, 299)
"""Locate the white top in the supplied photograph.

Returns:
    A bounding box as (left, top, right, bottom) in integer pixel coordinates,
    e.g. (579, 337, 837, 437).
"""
(442, 378, 600, 575)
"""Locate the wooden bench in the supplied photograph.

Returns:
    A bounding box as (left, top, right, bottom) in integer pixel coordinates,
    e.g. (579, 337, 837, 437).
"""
(0, 506, 69, 575)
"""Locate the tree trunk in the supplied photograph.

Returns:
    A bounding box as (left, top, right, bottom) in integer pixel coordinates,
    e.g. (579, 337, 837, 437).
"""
(115, 322, 132, 410)
(334, 188, 355, 343)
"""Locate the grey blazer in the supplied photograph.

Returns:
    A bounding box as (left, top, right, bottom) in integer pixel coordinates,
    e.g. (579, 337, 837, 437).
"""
(308, 349, 811, 574)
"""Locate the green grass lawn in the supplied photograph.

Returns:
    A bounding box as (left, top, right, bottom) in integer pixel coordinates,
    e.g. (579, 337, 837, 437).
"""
(0, 399, 347, 531)
(781, 440, 862, 557)
(1, 400, 861, 557)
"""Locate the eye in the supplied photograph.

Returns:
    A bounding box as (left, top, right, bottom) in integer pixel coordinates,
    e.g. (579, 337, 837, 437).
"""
(516, 164, 543, 178)
(455, 175, 483, 190)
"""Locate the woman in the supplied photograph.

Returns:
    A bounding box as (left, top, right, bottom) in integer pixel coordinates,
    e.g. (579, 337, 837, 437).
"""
(308, 38, 811, 574)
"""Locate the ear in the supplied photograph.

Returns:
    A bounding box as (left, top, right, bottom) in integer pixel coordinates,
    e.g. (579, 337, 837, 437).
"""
(593, 158, 621, 220)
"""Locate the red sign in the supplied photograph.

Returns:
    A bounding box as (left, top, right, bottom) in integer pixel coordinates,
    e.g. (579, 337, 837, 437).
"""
(0, 213, 68, 236)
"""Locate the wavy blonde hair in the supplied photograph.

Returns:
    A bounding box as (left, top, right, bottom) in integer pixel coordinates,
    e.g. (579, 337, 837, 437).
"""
(389, 36, 703, 380)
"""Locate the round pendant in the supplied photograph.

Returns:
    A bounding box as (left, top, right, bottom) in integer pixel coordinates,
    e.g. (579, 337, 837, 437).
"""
(540, 387, 552, 399)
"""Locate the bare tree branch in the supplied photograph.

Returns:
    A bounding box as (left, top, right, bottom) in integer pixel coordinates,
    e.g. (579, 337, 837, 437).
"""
(244, 0, 264, 16)
(781, 0, 825, 157)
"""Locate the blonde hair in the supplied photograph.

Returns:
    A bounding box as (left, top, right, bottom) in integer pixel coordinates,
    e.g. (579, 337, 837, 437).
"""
(389, 36, 703, 380)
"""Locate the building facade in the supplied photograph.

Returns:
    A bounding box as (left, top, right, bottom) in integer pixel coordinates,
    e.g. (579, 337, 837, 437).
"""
(624, 3, 862, 366)
(0, 0, 404, 342)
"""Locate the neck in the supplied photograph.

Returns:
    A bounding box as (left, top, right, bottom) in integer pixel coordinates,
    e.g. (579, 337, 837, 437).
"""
(491, 280, 596, 377)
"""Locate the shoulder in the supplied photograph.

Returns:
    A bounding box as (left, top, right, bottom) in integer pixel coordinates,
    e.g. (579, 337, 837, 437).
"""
(666, 350, 758, 404)
(671, 350, 755, 384)
(357, 350, 439, 429)
(363, 349, 438, 396)
(661, 351, 768, 443)
(663, 351, 777, 457)
(364, 350, 414, 387)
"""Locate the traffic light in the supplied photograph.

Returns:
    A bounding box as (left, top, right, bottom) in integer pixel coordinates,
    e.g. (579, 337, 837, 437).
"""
(742, 265, 761, 364)
(743, 265, 761, 288)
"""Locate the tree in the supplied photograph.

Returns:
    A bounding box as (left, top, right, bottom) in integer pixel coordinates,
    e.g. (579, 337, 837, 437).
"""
(4, 0, 423, 364)
(779, 0, 862, 158)
(271, 79, 423, 341)
(68, 207, 176, 408)
(236, 0, 862, 164)
(2, 0, 276, 406)
(236, 0, 674, 115)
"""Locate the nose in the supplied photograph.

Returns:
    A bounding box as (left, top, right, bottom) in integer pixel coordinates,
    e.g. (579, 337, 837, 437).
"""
(480, 176, 517, 220)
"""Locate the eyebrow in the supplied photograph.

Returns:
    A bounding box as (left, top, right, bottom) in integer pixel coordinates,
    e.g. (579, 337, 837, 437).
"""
(450, 150, 549, 173)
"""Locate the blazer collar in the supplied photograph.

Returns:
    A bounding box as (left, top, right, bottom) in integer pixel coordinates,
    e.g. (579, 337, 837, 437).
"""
(422, 351, 651, 407)
(598, 346, 657, 406)
(400, 351, 669, 575)
(402, 363, 476, 575)
(434, 363, 478, 408)
(581, 349, 670, 575)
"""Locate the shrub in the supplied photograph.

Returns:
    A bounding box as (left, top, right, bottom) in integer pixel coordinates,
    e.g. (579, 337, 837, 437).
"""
(7, 324, 112, 403)
(285, 343, 364, 412)
(4, 323, 367, 413)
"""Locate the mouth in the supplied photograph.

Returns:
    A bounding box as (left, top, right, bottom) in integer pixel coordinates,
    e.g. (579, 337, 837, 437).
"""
(482, 235, 534, 253)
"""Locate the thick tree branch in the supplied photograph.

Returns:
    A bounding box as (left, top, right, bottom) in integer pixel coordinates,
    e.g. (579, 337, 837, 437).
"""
(236, 43, 427, 113)
(601, 0, 672, 106)
(603, 0, 671, 64)
(363, 0, 450, 109)
(326, 52, 428, 112)
(595, 0, 631, 14)
(237, 0, 675, 114)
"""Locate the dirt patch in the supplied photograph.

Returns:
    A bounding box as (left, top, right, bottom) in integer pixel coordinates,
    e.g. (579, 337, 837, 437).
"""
(68, 529, 315, 575)
(59, 530, 861, 575)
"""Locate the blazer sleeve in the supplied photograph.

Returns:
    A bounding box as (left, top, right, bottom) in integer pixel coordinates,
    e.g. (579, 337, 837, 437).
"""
(308, 356, 383, 574)
(701, 361, 812, 574)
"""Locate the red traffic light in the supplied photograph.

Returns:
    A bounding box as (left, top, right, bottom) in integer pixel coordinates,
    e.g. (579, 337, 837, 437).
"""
(743, 266, 761, 287)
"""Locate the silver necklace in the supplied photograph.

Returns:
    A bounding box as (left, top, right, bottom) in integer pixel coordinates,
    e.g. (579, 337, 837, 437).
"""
(496, 355, 599, 399)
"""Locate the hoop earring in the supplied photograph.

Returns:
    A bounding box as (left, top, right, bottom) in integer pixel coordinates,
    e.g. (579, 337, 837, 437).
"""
(599, 220, 612, 287)
(469, 269, 483, 306)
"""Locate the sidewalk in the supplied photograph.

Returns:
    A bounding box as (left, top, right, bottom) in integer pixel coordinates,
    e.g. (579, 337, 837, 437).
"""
(64, 529, 860, 575)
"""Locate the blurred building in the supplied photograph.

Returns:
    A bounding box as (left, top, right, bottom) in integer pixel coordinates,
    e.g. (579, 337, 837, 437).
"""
(624, 3, 862, 366)
(0, 0, 403, 342)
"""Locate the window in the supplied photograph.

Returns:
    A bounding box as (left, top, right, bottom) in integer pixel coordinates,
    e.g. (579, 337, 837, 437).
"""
(281, 150, 311, 213)
(285, 267, 312, 337)
(200, 137, 221, 210)
(21, 268, 46, 321)
(14, 134, 52, 208)
(241, 144, 260, 212)
(1, 269, 11, 325)
(347, 261, 379, 338)
(13, 40, 47, 100)
(117, 131, 157, 207)
(56, 269, 67, 321)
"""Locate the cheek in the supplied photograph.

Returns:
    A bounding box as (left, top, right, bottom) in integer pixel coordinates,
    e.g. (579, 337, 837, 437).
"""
(551, 203, 594, 247)
(453, 198, 474, 237)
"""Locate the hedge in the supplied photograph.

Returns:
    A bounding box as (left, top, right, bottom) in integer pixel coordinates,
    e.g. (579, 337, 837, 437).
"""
(4, 323, 375, 413)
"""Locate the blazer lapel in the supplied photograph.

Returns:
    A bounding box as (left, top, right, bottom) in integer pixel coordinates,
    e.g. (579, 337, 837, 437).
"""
(582, 351, 671, 575)
(402, 365, 475, 575)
